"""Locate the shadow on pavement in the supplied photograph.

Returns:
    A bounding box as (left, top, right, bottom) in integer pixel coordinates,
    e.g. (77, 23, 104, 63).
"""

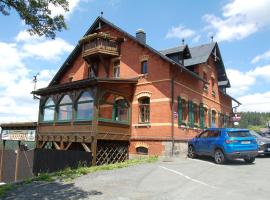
(192, 155, 256, 166)
(3, 181, 102, 200)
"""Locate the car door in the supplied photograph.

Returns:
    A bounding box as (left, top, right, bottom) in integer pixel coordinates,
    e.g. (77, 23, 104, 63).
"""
(205, 130, 220, 155)
(196, 131, 209, 155)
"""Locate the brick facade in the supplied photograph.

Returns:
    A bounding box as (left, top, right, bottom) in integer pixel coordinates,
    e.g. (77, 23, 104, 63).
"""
(53, 17, 234, 157)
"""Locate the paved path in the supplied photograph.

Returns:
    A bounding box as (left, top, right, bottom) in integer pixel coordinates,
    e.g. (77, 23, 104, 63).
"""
(3, 156, 270, 200)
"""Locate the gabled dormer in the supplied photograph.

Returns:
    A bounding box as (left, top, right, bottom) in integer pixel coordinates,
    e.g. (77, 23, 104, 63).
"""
(160, 45, 191, 65)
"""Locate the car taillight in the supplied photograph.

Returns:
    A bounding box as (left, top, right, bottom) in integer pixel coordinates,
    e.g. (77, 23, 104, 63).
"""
(225, 140, 238, 144)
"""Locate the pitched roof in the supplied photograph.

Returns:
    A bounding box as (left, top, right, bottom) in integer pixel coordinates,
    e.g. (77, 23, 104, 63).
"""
(48, 16, 205, 86)
(35, 77, 139, 95)
(184, 42, 216, 67)
(159, 45, 187, 55)
(160, 42, 216, 67)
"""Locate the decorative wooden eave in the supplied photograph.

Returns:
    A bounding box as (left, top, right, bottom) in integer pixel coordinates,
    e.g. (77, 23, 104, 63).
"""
(79, 32, 117, 44)
(0, 122, 37, 129)
(32, 77, 139, 96)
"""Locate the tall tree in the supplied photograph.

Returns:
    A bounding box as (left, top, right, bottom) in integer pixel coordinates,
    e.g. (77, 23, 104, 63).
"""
(0, 0, 69, 39)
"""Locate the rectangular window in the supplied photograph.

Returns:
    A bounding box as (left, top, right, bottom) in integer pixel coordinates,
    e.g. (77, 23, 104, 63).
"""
(77, 102, 93, 120)
(89, 63, 97, 78)
(58, 105, 72, 121)
(113, 61, 120, 78)
(139, 97, 150, 123)
(141, 61, 148, 74)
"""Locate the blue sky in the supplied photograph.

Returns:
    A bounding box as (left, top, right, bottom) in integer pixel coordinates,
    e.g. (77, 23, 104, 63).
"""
(1, 0, 270, 122)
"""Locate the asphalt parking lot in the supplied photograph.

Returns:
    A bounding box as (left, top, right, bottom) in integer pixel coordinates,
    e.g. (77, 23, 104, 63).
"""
(4, 155, 270, 200)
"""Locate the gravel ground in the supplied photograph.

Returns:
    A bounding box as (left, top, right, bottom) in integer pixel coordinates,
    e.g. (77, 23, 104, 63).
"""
(3, 155, 270, 200)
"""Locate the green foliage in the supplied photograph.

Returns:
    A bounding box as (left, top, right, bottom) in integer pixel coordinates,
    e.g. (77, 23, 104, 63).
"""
(0, 183, 13, 198)
(0, 0, 69, 39)
(37, 156, 158, 182)
(238, 112, 270, 129)
(0, 157, 158, 197)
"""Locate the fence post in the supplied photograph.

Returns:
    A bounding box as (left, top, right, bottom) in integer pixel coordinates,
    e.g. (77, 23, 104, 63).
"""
(0, 140, 6, 181)
(14, 141, 21, 182)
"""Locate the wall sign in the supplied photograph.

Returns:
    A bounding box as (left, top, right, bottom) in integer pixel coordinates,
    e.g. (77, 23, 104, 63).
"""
(1, 129, 36, 141)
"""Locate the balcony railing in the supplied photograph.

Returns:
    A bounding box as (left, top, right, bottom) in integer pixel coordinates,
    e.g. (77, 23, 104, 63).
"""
(80, 32, 119, 58)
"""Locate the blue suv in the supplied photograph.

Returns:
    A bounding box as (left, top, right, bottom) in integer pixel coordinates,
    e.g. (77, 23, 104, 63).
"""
(188, 128, 258, 164)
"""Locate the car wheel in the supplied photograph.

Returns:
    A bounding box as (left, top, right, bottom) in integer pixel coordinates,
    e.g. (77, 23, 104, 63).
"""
(244, 157, 256, 164)
(214, 149, 226, 164)
(188, 145, 196, 159)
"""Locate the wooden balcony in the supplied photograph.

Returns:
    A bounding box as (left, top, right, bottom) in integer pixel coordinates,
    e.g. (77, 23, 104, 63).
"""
(80, 32, 119, 58)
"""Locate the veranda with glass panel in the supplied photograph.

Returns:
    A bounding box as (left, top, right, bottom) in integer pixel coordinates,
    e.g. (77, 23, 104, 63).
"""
(33, 78, 137, 166)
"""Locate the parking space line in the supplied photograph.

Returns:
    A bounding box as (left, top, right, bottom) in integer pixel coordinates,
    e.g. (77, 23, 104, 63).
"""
(186, 158, 218, 166)
(159, 166, 217, 189)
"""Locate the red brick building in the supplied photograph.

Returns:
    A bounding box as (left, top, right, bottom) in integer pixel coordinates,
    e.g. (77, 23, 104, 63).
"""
(33, 17, 239, 163)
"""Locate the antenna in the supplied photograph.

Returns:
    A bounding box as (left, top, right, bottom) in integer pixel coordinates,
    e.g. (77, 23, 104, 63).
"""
(182, 39, 185, 45)
(211, 35, 214, 42)
(33, 73, 40, 100)
(100, 11, 104, 17)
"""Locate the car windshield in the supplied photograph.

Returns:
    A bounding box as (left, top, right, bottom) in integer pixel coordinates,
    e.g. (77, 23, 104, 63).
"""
(227, 131, 252, 138)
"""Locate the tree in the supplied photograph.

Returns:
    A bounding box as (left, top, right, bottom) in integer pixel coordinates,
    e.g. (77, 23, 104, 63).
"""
(0, 0, 69, 39)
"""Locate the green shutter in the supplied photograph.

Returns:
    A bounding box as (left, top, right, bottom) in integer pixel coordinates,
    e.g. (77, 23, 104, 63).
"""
(112, 100, 117, 120)
(208, 109, 211, 128)
(178, 96, 182, 126)
(199, 103, 204, 129)
(188, 101, 194, 128)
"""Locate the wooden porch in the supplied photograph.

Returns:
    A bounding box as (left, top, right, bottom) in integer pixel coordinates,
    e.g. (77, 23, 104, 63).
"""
(33, 78, 138, 166)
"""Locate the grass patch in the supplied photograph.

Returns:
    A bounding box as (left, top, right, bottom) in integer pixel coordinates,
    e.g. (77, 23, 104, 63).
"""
(0, 183, 13, 198)
(0, 156, 157, 198)
(37, 156, 158, 182)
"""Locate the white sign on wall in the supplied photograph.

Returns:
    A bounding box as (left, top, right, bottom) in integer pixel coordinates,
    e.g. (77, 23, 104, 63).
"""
(1, 130, 36, 141)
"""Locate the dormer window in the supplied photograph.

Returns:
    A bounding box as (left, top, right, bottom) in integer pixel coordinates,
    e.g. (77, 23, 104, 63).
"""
(141, 60, 148, 74)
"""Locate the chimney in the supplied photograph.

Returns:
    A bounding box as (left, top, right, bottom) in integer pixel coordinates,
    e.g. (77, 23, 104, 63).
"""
(136, 29, 146, 44)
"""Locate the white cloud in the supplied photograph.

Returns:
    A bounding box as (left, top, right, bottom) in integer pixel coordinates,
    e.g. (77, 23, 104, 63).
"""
(227, 64, 270, 96)
(203, 0, 270, 42)
(252, 50, 270, 64)
(227, 68, 256, 96)
(249, 65, 270, 79)
(0, 31, 69, 123)
(49, 0, 90, 18)
(166, 25, 197, 40)
(238, 91, 270, 112)
(22, 38, 74, 60)
(15, 30, 43, 42)
(14, 30, 74, 61)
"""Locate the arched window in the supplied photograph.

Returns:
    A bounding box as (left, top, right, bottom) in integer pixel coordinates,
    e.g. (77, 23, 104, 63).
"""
(76, 92, 94, 120)
(58, 95, 72, 121)
(113, 99, 129, 121)
(136, 146, 148, 155)
(43, 98, 55, 121)
(139, 97, 150, 123)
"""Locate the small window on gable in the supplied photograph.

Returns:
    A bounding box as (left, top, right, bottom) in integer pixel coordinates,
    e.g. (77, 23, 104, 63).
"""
(141, 60, 148, 74)
(211, 77, 215, 87)
(203, 72, 207, 81)
(136, 146, 148, 155)
(113, 61, 120, 78)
